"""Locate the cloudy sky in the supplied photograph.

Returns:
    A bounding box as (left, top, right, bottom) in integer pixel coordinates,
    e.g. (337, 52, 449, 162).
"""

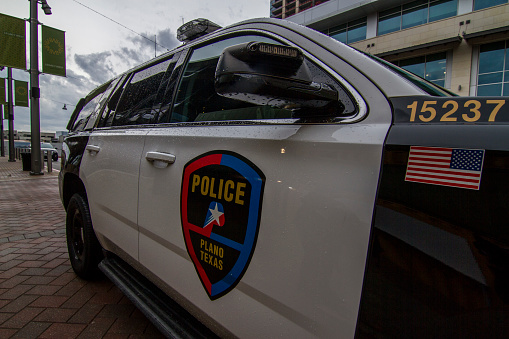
(1, 0, 270, 133)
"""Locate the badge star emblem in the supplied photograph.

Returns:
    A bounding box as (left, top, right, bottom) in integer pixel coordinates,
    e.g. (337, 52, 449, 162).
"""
(209, 202, 224, 226)
(203, 201, 225, 230)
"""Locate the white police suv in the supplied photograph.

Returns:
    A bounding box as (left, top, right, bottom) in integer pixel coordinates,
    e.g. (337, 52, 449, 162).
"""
(59, 18, 509, 338)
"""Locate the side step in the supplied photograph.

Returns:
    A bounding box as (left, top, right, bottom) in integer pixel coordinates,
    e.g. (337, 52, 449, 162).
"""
(99, 256, 218, 339)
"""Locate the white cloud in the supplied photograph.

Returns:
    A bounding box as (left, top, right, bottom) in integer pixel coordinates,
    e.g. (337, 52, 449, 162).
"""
(1, 0, 270, 133)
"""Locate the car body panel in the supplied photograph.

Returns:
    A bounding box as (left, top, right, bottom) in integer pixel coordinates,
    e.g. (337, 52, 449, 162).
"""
(79, 129, 148, 261)
(137, 118, 390, 337)
(57, 17, 509, 339)
(356, 119, 509, 338)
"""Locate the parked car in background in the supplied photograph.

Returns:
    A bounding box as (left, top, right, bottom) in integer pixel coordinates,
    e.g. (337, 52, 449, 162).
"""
(13, 140, 30, 149)
(41, 142, 58, 161)
(26, 142, 58, 161)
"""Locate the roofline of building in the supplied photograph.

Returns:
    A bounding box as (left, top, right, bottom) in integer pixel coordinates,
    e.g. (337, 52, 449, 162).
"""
(376, 36, 463, 58)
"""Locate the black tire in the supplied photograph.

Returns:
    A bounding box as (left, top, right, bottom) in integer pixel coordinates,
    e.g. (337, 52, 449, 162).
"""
(66, 193, 103, 279)
(52, 152, 58, 161)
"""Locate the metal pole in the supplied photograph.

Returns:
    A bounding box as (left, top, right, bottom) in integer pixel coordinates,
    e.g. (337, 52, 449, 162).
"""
(7, 68, 15, 162)
(30, 0, 43, 175)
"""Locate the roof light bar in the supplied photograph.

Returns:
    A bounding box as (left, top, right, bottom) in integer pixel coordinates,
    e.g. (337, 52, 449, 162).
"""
(177, 18, 222, 43)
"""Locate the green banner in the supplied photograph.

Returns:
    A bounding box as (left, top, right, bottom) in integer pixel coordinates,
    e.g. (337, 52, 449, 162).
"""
(0, 78, 5, 105)
(4, 104, 10, 119)
(0, 14, 26, 70)
(14, 80, 28, 107)
(42, 25, 66, 77)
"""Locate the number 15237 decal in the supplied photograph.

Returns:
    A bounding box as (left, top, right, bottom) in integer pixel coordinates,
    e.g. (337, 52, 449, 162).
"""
(391, 97, 508, 123)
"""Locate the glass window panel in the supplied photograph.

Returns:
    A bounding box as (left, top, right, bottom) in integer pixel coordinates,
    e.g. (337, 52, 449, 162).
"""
(329, 24, 347, 35)
(350, 18, 367, 26)
(379, 7, 400, 18)
(348, 24, 367, 43)
(425, 58, 446, 83)
(503, 83, 509, 96)
(402, 63, 426, 78)
(402, 5, 428, 29)
(172, 35, 295, 123)
(478, 72, 503, 85)
(378, 14, 401, 35)
(112, 59, 172, 126)
(474, 0, 507, 11)
(479, 42, 505, 74)
(477, 83, 502, 96)
(402, 0, 428, 10)
(429, 0, 457, 22)
(331, 30, 347, 43)
(400, 55, 425, 66)
(426, 52, 447, 62)
(505, 70, 509, 82)
(73, 93, 103, 131)
(429, 78, 445, 87)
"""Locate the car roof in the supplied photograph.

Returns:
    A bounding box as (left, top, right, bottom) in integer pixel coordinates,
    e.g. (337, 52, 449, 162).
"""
(110, 17, 433, 99)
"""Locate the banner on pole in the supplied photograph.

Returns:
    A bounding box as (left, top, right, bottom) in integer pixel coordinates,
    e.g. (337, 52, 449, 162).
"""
(3, 104, 10, 119)
(14, 80, 29, 107)
(0, 78, 6, 105)
(42, 25, 66, 77)
(0, 14, 27, 70)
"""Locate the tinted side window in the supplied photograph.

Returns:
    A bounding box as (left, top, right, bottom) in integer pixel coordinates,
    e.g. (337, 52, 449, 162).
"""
(171, 35, 356, 123)
(155, 52, 185, 124)
(72, 95, 102, 131)
(172, 35, 292, 123)
(98, 75, 128, 127)
(72, 80, 112, 132)
(111, 58, 173, 126)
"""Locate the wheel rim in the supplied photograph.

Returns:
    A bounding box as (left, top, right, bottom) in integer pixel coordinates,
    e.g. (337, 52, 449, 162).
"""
(71, 209, 85, 260)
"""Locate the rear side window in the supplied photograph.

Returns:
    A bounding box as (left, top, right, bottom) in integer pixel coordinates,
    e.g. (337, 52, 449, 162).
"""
(86, 76, 124, 129)
(71, 80, 113, 132)
(110, 57, 174, 126)
(72, 95, 102, 131)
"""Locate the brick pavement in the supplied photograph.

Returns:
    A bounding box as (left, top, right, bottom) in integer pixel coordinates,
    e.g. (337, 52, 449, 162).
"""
(0, 157, 164, 338)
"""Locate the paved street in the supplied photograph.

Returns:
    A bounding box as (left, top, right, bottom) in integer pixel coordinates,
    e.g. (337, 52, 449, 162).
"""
(0, 157, 164, 338)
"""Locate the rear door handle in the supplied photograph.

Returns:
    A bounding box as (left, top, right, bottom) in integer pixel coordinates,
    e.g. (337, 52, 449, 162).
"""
(86, 145, 101, 154)
(146, 151, 176, 166)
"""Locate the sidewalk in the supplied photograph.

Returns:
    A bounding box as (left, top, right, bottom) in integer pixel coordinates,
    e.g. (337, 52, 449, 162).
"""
(0, 157, 163, 338)
(0, 156, 59, 182)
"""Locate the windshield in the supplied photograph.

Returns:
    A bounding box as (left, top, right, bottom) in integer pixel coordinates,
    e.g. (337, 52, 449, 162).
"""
(363, 52, 456, 97)
(41, 143, 54, 148)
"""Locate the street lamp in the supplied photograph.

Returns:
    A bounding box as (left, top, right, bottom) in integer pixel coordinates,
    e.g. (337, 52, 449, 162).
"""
(29, 0, 51, 175)
(41, 1, 52, 15)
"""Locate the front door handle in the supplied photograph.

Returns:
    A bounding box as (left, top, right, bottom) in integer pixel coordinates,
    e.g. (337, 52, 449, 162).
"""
(86, 145, 100, 154)
(146, 151, 176, 167)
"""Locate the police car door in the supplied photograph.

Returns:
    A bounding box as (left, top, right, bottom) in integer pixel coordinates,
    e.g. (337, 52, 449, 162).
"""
(137, 31, 392, 337)
(80, 55, 178, 263)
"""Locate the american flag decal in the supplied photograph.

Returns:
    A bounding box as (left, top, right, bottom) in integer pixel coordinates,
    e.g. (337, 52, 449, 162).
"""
(405, 146, 485, 190)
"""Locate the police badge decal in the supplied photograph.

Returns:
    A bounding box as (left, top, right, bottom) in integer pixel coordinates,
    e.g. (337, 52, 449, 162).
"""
(181, 151, 265, 300)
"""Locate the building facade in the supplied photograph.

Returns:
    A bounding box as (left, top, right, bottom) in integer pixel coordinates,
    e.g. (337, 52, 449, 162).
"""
(276, 0, 509, 96)
(11, 130, 55, 143)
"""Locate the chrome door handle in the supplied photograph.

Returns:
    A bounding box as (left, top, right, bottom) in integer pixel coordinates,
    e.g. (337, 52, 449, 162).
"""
(146, 151, 176, 164)
(86, 145, 101, 153)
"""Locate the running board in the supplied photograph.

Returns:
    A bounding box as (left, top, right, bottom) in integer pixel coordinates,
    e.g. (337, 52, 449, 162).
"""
(99, 256, 218, 339)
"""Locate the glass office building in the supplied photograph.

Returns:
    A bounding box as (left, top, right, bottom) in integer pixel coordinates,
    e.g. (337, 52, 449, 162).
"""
(281, 0, 509, 95)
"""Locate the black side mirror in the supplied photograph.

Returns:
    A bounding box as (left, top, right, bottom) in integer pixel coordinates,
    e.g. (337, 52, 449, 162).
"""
(215, 42, 344, 117)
